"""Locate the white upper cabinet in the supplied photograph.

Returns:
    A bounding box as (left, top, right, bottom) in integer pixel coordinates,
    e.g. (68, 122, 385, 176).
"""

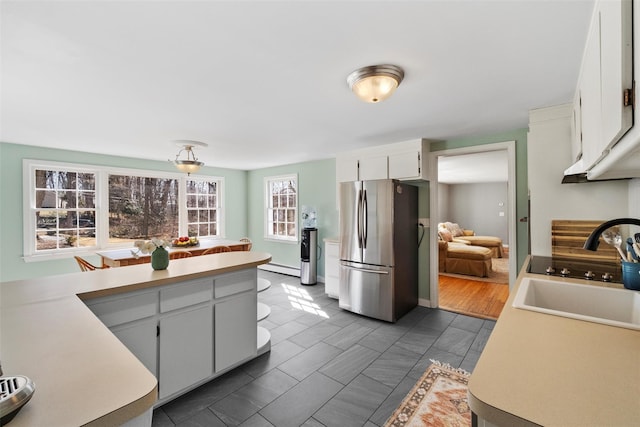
(358, 155, 388, 180)
(574, 0, 633, 171)
(336, 139, 429, 183)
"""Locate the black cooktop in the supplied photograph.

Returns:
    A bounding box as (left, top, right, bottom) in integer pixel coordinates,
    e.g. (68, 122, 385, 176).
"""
(528, 255, 622, 283)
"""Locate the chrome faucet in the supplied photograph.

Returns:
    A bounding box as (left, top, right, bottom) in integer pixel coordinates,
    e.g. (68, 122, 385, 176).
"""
(583, 218, 640, 251)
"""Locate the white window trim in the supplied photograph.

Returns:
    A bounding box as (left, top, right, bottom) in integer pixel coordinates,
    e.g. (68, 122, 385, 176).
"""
(22, 159, 225, 262)
(264, 173, 298, 243)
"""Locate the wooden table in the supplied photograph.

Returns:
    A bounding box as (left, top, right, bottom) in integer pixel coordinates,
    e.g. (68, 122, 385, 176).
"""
(97, 239, 250, 267)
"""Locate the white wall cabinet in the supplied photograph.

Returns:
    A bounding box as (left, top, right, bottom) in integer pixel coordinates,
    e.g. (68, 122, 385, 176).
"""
(336, 139, 429, 184)
(84, 267, 262, 406)
(573, 0, 634, 173)
(324, 239, 339, 298)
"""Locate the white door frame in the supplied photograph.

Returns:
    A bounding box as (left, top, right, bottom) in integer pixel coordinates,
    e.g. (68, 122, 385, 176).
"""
(428, 141, 518, 308)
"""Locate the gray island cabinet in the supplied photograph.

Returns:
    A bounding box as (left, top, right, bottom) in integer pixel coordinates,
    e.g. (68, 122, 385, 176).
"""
(85, 268, 261, 404)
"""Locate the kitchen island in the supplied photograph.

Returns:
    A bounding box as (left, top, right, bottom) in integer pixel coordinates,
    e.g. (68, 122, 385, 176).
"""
(468, 257, 640, 426)
(0, 251, 271, 427)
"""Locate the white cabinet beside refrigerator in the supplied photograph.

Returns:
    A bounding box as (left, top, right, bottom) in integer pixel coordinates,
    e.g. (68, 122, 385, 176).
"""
(324, 239, 340, 299)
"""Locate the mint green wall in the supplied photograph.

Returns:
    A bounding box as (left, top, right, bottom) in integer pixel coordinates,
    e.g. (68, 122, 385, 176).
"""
(246, 159, 338, 278)
(0, 142, 248, 282)
(431, 128, 529, 271)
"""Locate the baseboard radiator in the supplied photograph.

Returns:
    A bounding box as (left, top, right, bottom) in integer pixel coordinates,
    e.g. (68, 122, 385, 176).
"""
(258, 263, 300, 277)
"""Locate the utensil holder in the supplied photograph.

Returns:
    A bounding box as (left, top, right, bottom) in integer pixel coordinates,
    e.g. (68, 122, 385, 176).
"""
(621, 261, 640, 290)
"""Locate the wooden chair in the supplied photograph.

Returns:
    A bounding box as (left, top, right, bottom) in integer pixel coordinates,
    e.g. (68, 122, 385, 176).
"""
(239, 237, 252, 251)
(75, 256, 109, 272)
(201, 246, 232, 255)
(169, 251, 193, 260)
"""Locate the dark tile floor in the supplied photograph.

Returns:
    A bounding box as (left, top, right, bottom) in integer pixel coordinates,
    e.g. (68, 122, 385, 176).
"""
(151, 271, 495, 427)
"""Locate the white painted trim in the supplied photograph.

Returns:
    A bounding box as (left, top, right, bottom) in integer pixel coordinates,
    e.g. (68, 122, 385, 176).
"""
(429, 141, 518, 309)
(258, 263, 300, 277)
(418, 298, 431, 308)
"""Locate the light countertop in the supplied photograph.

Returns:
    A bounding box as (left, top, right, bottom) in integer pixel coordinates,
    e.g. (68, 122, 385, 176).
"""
(468, 257, 640, 426)
(0, 251, 271, 427)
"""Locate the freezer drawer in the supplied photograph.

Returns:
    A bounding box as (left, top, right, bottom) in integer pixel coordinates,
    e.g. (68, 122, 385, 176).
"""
(339, 261, 394, 322)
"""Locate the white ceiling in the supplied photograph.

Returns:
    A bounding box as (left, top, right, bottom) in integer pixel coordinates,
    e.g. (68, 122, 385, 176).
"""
(1, 0, 594, 171)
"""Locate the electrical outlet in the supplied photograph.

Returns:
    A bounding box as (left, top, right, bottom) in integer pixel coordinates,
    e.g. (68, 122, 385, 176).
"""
(418, 218, 430, 227)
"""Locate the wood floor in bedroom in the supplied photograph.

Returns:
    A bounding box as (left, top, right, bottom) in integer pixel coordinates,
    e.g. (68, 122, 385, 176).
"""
(438, 275, 509, 320)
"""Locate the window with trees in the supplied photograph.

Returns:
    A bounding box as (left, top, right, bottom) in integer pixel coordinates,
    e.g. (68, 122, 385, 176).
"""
(265, 174, 297, 242)
(24, 160, 224, 259)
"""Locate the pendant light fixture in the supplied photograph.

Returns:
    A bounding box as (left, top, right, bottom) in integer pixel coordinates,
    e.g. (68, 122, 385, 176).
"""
(172, 140, 207, 175)
(347, 64, 404, 103)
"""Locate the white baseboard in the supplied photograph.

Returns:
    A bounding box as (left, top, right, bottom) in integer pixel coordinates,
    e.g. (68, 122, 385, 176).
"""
(258, 263, 300, 277)
(418, 298, 432, 308)
(257, 263, 325, 284)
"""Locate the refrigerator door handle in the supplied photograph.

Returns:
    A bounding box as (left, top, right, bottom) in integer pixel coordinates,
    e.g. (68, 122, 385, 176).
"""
(362, 189, 368, 249)
(342, 264, 389, 275)
(357, 188, 363, 249)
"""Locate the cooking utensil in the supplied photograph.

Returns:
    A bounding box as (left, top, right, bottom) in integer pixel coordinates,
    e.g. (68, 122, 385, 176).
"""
(602, 229, 630, 262)
(634, 233, 640, 261)
(627, 238, 639, 262)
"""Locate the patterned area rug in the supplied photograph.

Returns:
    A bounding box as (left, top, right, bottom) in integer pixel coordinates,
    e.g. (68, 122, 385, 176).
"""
(384, 361, 471, 427)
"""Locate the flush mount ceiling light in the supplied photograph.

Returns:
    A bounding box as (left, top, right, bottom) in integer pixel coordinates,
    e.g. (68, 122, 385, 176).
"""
(172, 140, 207, 175)
(346, 64, 404, 103)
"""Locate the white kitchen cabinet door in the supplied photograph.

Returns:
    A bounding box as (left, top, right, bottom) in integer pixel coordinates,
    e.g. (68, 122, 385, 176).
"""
(388, 151, 421, 179)
(358, 155, 388, 180)
(324, 241, 339, 299)
(111, 318, 158, 378)
(599, 0, 633, 148)
(579, 16, 604, 168)
(215, 292, 257, 372)
(159, 305, 213, 399)
(336, 156, 359, 182)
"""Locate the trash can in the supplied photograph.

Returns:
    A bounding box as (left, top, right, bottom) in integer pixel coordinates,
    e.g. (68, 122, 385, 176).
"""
(301, 227, 317, 285)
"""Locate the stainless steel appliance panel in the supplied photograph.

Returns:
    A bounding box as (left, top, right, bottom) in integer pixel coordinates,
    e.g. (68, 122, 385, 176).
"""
(339, 180, 394, 266)
(338, 261, 393, 322)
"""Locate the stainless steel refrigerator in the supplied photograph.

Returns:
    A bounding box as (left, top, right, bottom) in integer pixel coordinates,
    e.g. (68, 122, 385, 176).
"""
(339, 179, 418, 322)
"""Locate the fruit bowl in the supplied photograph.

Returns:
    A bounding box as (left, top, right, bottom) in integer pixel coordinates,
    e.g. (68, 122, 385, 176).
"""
(172, 236, 199, 247)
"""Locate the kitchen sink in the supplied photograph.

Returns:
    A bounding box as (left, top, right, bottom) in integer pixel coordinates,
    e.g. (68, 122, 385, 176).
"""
(513, 277, 640, 330)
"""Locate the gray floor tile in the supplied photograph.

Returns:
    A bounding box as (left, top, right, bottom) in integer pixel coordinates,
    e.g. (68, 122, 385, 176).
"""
(394, 328, 439, 355)
(323, 322, 374, 350)
(151, 408, 174, 427)
(301, 418, 326, 427)
(259, 372, 343, 427)
(357, 324, 407, 353)
(241, 339, 306, 378)
(238, 413, 275, 427)
(432, 326, 477, 356)
(289, 322, 342, 348)
(318, 344, 381, 385)
(269, 320, 308, 345)
(175, 408, 226, 427)
(470, 325, 493, 353)
(362, 344, 421, 388)
(451, 313, 485, 333)
(278, 341, 344, 381)
(209, 369, 299, 425)
(162, 370, 254, 424)
(420, 347, 465, 369)
(313, 374, 392, 427)
(413, 309, 456, 331)
(460, 349, 482, 373)
(368, 375, 416, 425)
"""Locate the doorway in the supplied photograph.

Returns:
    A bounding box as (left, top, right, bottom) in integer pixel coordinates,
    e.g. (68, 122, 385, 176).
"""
(428, 141, 518, 317)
